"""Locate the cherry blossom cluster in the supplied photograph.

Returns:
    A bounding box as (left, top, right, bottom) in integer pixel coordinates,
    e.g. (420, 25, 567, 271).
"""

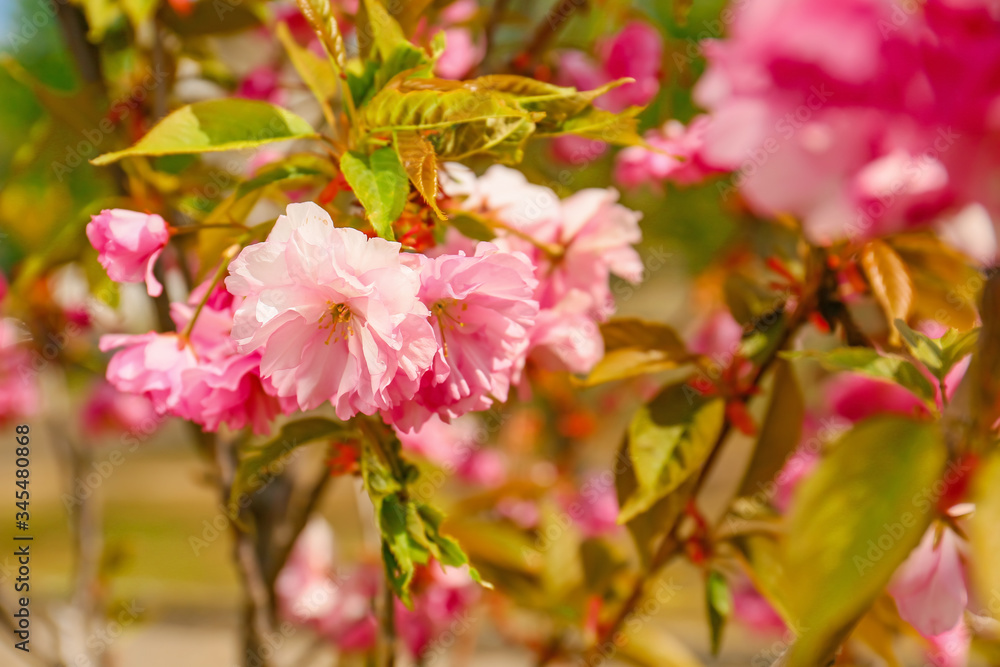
(88, 169, 642, 435)
(616, 0, 1000, 256)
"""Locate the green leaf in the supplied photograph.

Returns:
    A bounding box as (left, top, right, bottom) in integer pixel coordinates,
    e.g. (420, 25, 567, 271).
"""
(705, 570, 732, 656)
(362, 80, 533, 133)
(782, 416, 946, 667)
(939, 328, 979, 375)
(233, 153, 334, 200)
(737, 359, 804, 498)
(614, 436, 695, 566)
(92, 100, 317, 165)
(358, 0, 410, 61)
(359, 424, 484, 607)
(276, 22, 339, 123)
(79, 0, 122, 41)
(618, 383, 725, 522)
(783, 347, 937, 405)
(229, 418, 355, 510)
(894, 319, 944, 376)
(340, 149, 408, 239)
(473, 75, 631, 127)
(536, 106, 646, 146)
(582, 318, 694, 386)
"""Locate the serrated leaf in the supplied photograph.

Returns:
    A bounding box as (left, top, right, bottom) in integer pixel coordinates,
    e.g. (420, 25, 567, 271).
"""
(618, 383, 725, 522)
(473, 75, 630, 127)
(91, 100, 316, 165)
(363, 80, 532, 133)
(537, 106, 646, 146)
(706, 570, 732, 656)
(394, 130, 444, 218)
(737, 360, 804, 498)
(340, 148, 408, 239)
(861, 239, 913, 346)
(782, 416, 946, 667)
(783, 347, 936, 405)
(296, 0, 348, 72)
(230, 418, 354, 509)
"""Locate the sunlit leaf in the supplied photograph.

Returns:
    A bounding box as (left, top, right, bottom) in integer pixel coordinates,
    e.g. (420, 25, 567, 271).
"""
(861, 239, 912, 346)
(783, 347, 936, 405)
(394, 129, 444, 218)
(618, 383, 725, 522)
(536, 105, 646, 146)
(339, 148, 408, 239)
(889, 233, 980, 332)
(582, 318, 694, 386)
(971, 454, 1000, 606)
(782, 416, 946, 667)
(91, 100, 317, 165)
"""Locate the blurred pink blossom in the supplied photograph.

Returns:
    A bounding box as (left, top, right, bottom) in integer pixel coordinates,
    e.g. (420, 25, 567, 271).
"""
(614, 116, 727, 189)
(86, 209, 170, 297)
(81, 380, 158, 439)
(396, 415, 507, 487)
(890, 525, 968, 637)
(0, 321, 39, 422)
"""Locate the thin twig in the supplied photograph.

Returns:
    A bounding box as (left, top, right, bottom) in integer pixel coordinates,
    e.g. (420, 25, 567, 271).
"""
(509, 0, 589, 72)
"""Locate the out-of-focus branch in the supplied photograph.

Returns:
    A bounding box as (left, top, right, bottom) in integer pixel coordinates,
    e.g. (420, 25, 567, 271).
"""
(509, 0, 589, 72)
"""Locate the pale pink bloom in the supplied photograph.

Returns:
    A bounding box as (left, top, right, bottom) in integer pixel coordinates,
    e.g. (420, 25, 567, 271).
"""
(86, 209, 170, 297)
(395, 564, 479, 658)
(396, 415, 506, 487)
(102, 281, 292, 434)
(384, 244, 538, 431)
(825, 373, 930, 422)
(552, 22, 663, 164)
(615, 116, 726, 189)
(237, 65, 284, 104)
(0, 320, 39, 422)
(528, 292, 604, 374)
(81, 380, 158, 438)
(890, 525, 968, 637)
(693, 0, 1000, 244)
(566, 478, 621, 538)
(688, 309, 744, 358)
(276, 518, 379, 651)
(226, 202, 437, 419)
(435, 28, 484, 80)
(557, 21, 663, 115)
(732, 581, 786, 635)
(924, 619, 970, 667)
(100, 332, 198, 415)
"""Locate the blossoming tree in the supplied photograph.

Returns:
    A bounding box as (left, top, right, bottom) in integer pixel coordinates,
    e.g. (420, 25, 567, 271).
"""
(3, 0, 1000, 665)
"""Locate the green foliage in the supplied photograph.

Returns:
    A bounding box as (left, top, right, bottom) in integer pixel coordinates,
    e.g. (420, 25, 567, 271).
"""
(358, 421, 484, 607)
(339, 148, 409, 239)
(617, 382, 725, 522)
(782, 416, 946, 667)
(705, 569, 732, 656)
(91, 100, 317, 165)
(783, 347, 937, 405)
(895, 319, 978, 382)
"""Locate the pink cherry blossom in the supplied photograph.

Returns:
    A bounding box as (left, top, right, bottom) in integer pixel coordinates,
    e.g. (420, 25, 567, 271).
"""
(102, 281, 293, 434)
(731, 581, 786, 635)
(236, 65, 284, 104)
(395, 564, 479, 658)
(552, 22, 663, 163)
(924, 619, 970, 667)
(565, 477, 621, 538)
(614, 116, 726, 189)
(81, 380, 159, 439)
(86, 209, 170, 297)
(0, 320, 39, 422)
(890, 524, 968, 637)
(100, 331, 198, 416)
(226, 202, 437, 419)
(275, 518, 378, 651)
(383, 244, 538, 431)
(825, 373, 930, 423)
(692, 0, 1000, 247)
(435, 0, 486, 79)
